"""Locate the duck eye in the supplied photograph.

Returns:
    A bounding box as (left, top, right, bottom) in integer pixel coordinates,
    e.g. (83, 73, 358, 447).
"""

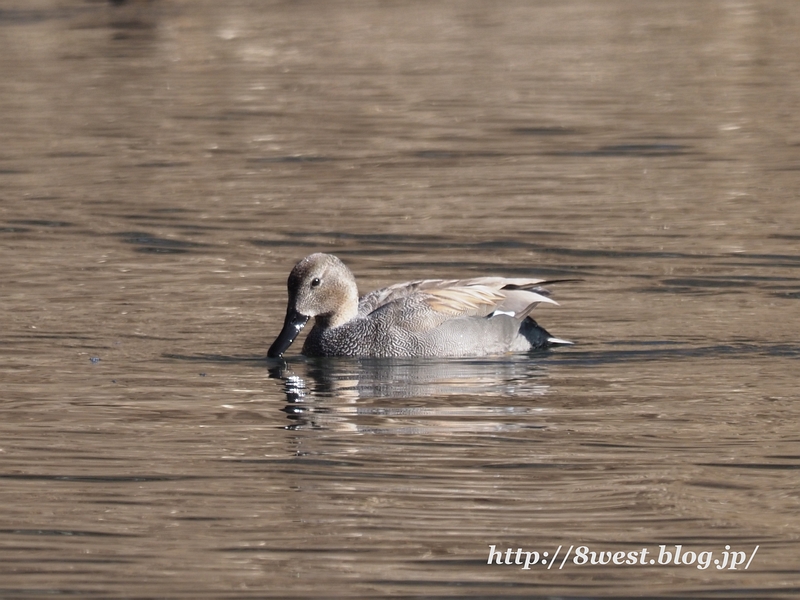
(310, 277, 321, 288)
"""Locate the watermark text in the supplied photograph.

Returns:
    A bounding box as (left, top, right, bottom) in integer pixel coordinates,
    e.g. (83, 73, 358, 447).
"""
(487, 544, 758, 570)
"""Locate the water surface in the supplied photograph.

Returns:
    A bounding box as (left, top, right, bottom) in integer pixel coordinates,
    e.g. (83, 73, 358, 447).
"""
(1, 1, 799, 597)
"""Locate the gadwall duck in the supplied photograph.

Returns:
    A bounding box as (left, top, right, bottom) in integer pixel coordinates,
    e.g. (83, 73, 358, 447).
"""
(267, 253, 571, 358)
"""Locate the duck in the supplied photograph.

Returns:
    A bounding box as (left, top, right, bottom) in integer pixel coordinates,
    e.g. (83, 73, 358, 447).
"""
(267, 253, 571, 358)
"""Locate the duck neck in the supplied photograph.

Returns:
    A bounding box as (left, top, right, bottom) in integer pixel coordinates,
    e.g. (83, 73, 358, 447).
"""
(318, 280, 359, 329)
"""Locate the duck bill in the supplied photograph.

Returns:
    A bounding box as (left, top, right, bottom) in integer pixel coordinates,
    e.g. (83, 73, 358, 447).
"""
(267, 308, 310, 358)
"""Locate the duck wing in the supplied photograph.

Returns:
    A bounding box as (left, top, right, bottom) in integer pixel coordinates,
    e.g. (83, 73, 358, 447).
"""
(359, 277, 557, 323)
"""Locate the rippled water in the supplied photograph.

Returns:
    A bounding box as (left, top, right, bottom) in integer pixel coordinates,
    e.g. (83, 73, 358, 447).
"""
(2, 1, 799, 598)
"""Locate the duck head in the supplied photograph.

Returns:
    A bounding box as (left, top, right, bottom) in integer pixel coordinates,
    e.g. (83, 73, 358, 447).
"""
(267, 253, 359, 358)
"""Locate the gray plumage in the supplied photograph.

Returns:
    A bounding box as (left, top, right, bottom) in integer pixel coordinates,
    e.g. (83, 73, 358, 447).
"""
(267, 253, 570, 358)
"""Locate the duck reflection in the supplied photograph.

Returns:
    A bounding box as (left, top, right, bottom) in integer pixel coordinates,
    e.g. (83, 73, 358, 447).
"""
(268, 356, 552, 432)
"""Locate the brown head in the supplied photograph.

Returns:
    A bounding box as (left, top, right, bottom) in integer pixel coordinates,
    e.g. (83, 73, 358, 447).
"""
(267, 254, 359, 358)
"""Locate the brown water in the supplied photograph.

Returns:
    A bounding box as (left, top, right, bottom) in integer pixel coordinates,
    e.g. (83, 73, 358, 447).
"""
(2, 1, 799, 598)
